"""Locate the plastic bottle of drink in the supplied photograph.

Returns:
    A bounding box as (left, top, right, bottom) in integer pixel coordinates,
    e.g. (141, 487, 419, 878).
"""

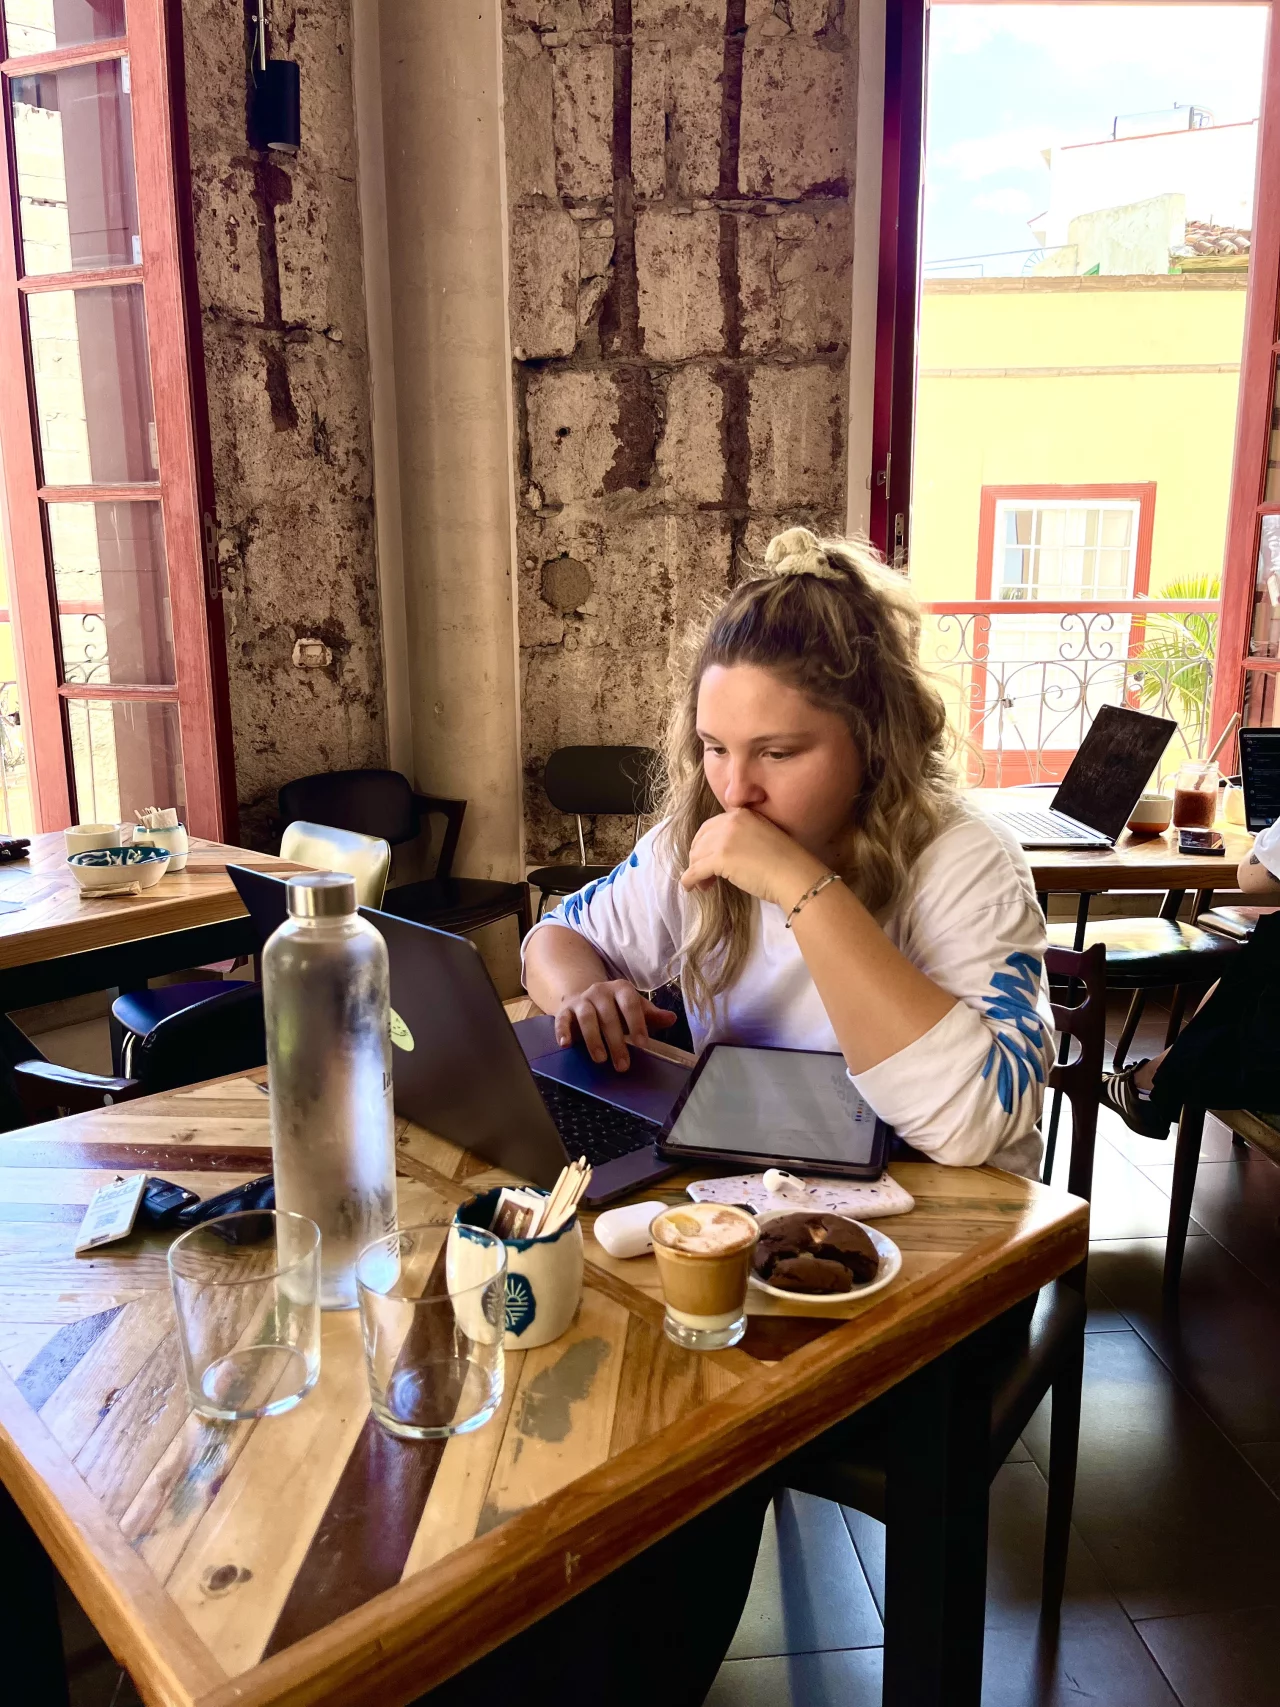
(263, 873, 397, 1309)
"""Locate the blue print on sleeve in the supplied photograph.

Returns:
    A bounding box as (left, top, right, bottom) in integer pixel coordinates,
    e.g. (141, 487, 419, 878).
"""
(547, 849, 641, 928)
(979, 950, 1047, 1115)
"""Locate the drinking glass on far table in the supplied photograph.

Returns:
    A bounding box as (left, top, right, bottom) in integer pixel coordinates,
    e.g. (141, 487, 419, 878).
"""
(356, 1220, 506, 1440)
(1172, 761, 1220, 829)
(650, 1203, 759, 1351)
(168, 1209, 320, 1421)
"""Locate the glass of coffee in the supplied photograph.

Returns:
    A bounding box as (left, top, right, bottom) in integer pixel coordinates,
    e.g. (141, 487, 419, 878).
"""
(1172, 761, 1219, 829)
(649, 1203, 759, 1351)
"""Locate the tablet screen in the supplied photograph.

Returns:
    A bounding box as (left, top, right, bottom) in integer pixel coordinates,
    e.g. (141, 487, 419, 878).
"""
(664, 1046, 881, 1166)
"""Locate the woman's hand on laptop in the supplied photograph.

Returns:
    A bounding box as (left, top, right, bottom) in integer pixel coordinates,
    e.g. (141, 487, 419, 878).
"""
(555, 980, 677, 1072)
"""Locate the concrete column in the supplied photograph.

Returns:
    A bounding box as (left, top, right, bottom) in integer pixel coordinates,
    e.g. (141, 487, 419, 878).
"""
(377, 0, 523, 882)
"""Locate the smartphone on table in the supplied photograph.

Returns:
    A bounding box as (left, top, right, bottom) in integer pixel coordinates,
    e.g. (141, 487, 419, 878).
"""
(1177, 828, 1225, 856)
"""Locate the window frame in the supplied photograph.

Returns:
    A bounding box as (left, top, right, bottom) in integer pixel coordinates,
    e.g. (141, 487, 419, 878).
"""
(1212, 0, 1280, 738)
(976, 483, 1156, 604)
(0, 0, 235, 836)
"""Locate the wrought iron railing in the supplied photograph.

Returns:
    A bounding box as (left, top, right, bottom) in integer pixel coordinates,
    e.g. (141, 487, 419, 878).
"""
(918, 598, 1221, 787)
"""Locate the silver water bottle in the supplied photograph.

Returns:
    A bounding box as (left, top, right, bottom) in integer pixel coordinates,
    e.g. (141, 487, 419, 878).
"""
(263, 873, 397, 1309)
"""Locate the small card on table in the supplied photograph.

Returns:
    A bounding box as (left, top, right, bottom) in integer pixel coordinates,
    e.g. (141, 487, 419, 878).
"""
(75, 1172, 147, 1255)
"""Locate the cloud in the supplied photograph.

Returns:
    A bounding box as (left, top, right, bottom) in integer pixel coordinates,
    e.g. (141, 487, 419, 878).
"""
(931, 129, 1052, 181)
(930, 4, 1266, 108)
(971, 187, 1037, 216)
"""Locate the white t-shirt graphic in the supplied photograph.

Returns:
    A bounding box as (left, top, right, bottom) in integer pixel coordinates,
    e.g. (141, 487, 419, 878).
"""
(523, 804, 1055, 1177)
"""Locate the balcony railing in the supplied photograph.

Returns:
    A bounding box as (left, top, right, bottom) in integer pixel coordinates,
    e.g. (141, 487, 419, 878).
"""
(918, 598, 1220, 787)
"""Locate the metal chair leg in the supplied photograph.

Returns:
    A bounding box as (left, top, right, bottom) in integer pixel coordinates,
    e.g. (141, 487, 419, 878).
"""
(1111, 991, 1146, 1072)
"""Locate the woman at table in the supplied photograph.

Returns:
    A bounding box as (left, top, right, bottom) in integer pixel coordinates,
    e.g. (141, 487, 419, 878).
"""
(524, 524, 1054, 1179)
(420, 529, 1053, 1707)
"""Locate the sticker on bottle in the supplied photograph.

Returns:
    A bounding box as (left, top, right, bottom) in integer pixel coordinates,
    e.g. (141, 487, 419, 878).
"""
(390, 1008, 414, 1052)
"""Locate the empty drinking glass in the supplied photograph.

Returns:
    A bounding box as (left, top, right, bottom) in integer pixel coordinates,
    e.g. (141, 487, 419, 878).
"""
(168, 1210, 320, 1421)
(356, 1220, 506, 1440)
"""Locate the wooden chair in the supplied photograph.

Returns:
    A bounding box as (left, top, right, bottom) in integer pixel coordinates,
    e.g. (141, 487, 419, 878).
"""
(1164, 1105, 1280, 1289)
(526, 746, 658, 919)
(1047, 891, 1242, 1072)
(783, 942, 1106, 1667)
(279, 769, 531, 938)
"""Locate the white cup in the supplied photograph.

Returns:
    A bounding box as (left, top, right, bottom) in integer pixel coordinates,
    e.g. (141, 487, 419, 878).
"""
(65, 823, 122, 856)
(452, 1189, 583, 1350)
(1127, 793, 1173, 835)
(132, 822, 189, 872)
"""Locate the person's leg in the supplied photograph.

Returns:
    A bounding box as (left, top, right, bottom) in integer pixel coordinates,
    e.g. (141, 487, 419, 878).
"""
(1102, 981, 1221, 1137)
(409, 1475, 772, 1707)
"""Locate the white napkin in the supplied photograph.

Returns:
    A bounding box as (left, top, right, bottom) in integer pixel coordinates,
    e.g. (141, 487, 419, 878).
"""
(688, 1171, 915, 1219)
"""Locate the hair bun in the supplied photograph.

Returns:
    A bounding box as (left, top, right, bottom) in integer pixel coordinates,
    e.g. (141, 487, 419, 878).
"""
(763, 527, 838, 582)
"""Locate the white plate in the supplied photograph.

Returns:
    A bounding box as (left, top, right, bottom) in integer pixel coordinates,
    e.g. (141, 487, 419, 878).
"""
(748, 1215, 902, 1305)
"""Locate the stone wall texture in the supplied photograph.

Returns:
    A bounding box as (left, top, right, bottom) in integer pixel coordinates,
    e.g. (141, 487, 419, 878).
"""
(183, 0, 385, 845)
(506, 0, 855, 865)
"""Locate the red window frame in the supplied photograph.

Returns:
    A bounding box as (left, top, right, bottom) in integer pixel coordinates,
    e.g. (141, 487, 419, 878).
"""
(975, 484, 1156, 605)
(0, 0, 235, 837)
(1212, 0, 1280, 740)
(949, 484, 1157, 784)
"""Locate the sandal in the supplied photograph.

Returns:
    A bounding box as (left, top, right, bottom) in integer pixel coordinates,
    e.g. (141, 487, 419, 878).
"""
(1101, 1060, 1171, 1139)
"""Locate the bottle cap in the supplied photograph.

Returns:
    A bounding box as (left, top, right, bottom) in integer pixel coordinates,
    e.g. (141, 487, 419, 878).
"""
(286, 872, 357, 918)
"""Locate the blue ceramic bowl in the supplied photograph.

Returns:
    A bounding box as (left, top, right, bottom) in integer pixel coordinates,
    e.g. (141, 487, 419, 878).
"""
(68, 845, 171, 891)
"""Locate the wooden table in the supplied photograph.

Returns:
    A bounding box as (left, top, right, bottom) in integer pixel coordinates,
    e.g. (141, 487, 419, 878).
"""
(973, 789, 1255, 893)
(0, 1068, 1087, 1707)
(0, 833, 303, 1012)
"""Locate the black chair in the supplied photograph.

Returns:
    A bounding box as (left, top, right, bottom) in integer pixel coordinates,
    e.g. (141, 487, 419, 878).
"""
(278, 768, 531, 938)
(1048, 889, 1242, 1072)
(10, 983, 267, 1121)
(783, 942, 1105, 1672)
(526, 746, 658, 919)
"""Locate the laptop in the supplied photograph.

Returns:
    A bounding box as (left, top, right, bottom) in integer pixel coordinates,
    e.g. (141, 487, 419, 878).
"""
(1239, 728, 1280, 832)
(228, 865, 685, 1203)
(982, 705, 1177, 849)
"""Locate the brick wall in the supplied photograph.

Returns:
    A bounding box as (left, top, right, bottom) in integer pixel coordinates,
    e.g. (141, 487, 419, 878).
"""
(506, 0, 855, 865)
(183, 0, 386, 845)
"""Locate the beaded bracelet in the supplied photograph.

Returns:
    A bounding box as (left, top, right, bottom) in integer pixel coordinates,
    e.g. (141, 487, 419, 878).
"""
(784, 871, 842, 929)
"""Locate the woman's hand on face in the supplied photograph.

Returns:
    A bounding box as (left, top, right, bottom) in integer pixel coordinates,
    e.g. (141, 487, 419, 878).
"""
(680, 808, 828, 910)
(555, 980, 677, 1071)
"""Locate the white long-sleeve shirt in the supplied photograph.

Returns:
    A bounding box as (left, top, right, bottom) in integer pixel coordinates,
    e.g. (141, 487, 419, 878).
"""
(522, 804, 1054, 1177)
(1253, 815, 1280, 879)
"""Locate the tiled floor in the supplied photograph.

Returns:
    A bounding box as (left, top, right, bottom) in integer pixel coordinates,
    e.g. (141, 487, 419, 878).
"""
(53, 997, 1280, 1706)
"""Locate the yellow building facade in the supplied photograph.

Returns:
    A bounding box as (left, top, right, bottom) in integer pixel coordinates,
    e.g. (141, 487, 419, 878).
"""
(910, 273, 1248, 605)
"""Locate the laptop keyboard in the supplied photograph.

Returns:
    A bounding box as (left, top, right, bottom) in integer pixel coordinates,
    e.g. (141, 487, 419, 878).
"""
(998, 809, 1096, 841)
(534, 1075, 661, 1168)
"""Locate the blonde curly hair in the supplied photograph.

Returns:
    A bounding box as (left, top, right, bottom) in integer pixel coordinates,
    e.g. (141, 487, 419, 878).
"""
(658, 527, 957, 1016)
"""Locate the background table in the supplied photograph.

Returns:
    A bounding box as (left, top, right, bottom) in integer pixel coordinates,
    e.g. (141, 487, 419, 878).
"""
(971, 789, 1254, 893)
(0, 1069, 1086, 1707)
(0, 834, 304, 1012)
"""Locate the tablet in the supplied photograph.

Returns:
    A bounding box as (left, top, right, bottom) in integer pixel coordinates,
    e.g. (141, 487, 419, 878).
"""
(657, 1043, 891, 1179)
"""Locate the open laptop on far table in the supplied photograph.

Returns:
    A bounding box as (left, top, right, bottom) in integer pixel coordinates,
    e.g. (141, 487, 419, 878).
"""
(227, 864, 686, 1203)
(980, 705, 1177, 849)
(1239, 728, 1280, 832)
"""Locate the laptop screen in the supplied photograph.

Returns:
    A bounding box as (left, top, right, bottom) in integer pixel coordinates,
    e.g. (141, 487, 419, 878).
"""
(1239, 729, 1280, 832)
(1051, 706, 1177, 840)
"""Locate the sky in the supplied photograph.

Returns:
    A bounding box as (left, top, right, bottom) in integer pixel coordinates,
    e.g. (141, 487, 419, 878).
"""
(923, 5, 1269, 274)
